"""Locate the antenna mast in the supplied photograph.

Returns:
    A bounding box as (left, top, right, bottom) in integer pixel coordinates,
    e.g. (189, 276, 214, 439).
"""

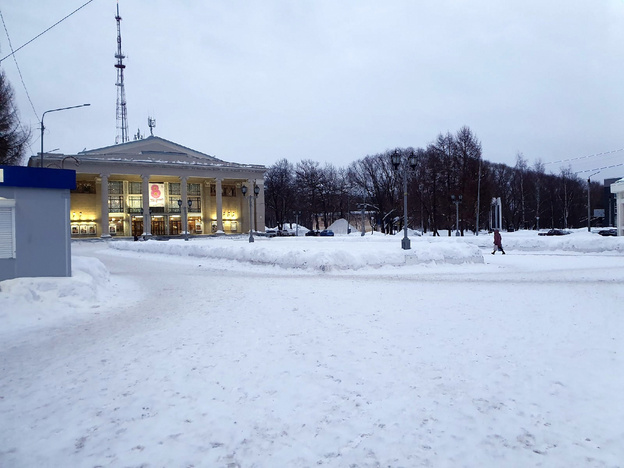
(114, 2, 129, 144)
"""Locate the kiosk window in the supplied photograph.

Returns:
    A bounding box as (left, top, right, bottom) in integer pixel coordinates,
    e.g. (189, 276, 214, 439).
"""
(0, 203, 16, 259)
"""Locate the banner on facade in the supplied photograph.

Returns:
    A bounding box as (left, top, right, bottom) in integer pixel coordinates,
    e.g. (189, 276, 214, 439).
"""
(149, 183, 165, 207)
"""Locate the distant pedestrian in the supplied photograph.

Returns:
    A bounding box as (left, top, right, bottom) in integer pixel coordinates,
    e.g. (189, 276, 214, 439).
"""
(492, 229, 505, 255)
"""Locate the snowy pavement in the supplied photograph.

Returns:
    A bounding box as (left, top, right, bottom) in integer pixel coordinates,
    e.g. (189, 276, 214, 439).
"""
(1, 231, 623, 467)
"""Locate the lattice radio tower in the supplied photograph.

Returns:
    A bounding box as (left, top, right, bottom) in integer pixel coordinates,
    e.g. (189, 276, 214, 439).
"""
(114, 2, 129, 144)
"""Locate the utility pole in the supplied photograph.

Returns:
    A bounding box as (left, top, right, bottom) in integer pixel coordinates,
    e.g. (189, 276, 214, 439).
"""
(587, 171, 600, 232)
(475, 159, 481, 235)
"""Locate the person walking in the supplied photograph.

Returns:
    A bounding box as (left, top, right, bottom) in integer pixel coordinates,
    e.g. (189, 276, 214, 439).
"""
(492, 229, 505, 255)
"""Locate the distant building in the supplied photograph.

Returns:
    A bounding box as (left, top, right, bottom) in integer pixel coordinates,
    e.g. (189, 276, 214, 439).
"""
(28, 137, 266, 238)
(0, 166, 75, 281)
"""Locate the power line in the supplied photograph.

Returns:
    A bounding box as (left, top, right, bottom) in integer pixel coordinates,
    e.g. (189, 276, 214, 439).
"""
(0, 0, 98, 63)
(544, 147, 624, 165)
(0, 9, 39, 121)
(574, 162, 624, 175)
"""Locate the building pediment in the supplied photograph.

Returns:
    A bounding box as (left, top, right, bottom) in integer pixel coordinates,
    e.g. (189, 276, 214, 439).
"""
(77, 136, 226, 166)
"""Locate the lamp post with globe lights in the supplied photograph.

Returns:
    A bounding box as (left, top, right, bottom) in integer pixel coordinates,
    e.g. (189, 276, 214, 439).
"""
(177, 198, 193, 240)
(241, 183, 260, 242)
(391, 149, 418, 250)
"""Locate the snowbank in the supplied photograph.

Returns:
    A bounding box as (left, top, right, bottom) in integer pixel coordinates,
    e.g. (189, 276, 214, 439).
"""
(107, 235, 484, 271)
(0, 257, 111, 332)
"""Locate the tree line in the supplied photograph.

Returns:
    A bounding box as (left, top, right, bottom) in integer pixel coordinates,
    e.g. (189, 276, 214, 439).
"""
(265, 126, 603, 234)
(0, 73, 601, 233)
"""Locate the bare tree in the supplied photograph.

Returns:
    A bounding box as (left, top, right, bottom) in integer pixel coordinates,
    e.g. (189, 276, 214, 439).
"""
(0, 71, 30, 165)
(454, 126, 482, 234)
(264, 158, 295, 229)
(295, 159, 324, 229)
(348, 152, 399, 233)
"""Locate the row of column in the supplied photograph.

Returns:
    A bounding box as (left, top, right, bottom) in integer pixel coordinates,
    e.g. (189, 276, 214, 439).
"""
(98, 175, 263, 237)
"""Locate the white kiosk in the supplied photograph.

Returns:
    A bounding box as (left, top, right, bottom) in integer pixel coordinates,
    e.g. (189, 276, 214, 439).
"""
(610, 178, 624, 236)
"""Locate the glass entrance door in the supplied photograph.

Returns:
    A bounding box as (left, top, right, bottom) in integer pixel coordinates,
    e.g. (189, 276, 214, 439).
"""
(151, 217, 166, 236)
(132, 218, 143, 237)
(170, 218, 181, 235)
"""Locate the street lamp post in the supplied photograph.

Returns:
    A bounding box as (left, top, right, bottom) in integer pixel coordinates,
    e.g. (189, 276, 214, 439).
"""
(40, 104, 90, 167)
(241, 183, 260, 243)
(391, 149, 418, 250)
(177, 198, 193, 240)
(451, 195, 462, 236)
(587, 171, 600, 232)
(294, 211, 301, 236)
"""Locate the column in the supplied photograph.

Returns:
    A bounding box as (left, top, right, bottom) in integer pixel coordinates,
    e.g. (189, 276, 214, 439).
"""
(180, 176, 188, 235)
(618, 196, 623, 236)
(203, 181, 212, 234)
(100, 173, 111, 238)
(141, 174, 152, 236)
(215, 178, 224, 233)
(255, 180, 265, 233)
(247, 179, 255, 233)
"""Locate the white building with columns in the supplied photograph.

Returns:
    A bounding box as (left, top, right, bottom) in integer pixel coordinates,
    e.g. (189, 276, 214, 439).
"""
(28, 136, 266, 238)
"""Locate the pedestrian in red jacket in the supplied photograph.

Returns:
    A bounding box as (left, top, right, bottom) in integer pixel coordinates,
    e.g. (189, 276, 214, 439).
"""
(492, 229, 505, 255)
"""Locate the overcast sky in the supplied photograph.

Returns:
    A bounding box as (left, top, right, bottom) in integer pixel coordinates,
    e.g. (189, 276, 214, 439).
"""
(2, 0, 623, 180)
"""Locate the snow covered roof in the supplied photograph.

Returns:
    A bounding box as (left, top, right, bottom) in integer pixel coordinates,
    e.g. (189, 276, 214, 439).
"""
(32, 136, 265, 173)
(76, 136, 261, 169)
(611, 178, 624, 194)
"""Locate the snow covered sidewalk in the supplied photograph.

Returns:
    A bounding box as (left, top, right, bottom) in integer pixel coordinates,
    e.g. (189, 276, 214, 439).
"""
(1, 232, 623, 467)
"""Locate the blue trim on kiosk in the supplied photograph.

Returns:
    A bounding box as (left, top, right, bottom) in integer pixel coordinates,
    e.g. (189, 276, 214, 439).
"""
(0, 166, 76, 190)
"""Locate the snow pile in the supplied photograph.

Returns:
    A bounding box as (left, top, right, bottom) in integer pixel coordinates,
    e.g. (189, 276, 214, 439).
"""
(327, 218, 359, 235)
(460, 228, 624, 254)
(107, 235, 484, 271)
(0, 257, 110, 331)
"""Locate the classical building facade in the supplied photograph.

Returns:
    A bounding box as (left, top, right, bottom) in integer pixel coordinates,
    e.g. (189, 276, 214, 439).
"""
(28, 137, 266, 238)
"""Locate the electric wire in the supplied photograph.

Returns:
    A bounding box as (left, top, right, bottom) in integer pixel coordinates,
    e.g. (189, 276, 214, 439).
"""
(0, 0, 98, 63)
(0, 9, 39, 121)
(544, 147, 624, 165)
(541, 147, 623, 176)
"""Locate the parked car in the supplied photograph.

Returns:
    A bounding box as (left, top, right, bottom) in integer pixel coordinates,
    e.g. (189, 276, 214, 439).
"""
(277, 229, 294, 236)
(265, 229, 277, 238)
(538, 229, 571, 236)
(305, 230, 320, 236)
(319, 229, 335, 237)
(598, 228, 618, 237)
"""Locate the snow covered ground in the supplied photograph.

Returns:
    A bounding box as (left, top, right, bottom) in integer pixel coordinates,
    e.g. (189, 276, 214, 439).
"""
(1, 229, 623, 467)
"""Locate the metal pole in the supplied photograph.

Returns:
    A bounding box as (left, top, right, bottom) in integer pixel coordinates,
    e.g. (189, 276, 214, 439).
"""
(587, 177, 591, 232)
(587, 172, 600, 232)
(184, 206, 188, 241)
(401, 171, 410, 250)
(248, 195, 254, 243)
(361, 201, 365, 236)
(39, 104, 90, 167)
(455, 201, 460, 235)
(40, 115, 45, 167)
(476, 159, 481, 235)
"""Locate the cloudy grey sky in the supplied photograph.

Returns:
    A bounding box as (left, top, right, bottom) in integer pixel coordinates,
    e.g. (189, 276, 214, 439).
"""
(2, 0, 623, 180)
